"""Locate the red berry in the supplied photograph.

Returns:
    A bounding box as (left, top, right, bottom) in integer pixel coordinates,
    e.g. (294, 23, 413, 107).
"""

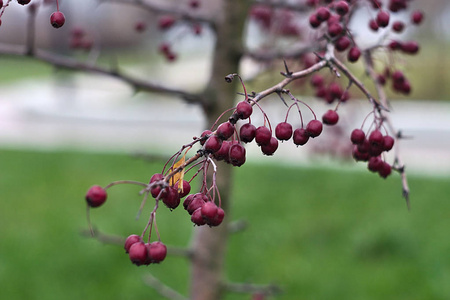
(201, 201, 218, 220)
(128, 242, 148, 266)
(214, 140, 232, 161)
(236, 101, 253, 119)
(85, 185, 107, 208)
(161, 186, 180, 210)
(376, 10, 390, 28)
(347, 47, 361, 62)
(255, 126, 272, 146)
(401, 41, 419, 54)
(391, 70, 405, 83)
(204, 135, 222, 153)
(350, 129, 365, 145)
(309, 14, 321, 28)
(124, 235, 141, 253)
(229, 143, 246, 167)
(260, 137, 278, 156)
(310, 74, 324, 87)
(207, 207, 225, 226)
(240, 123, 256, 143)
(335, 1, 349, 16)
(216, 122, 235, 140)
(175, 180, 191, 198)
(378, 162, 392, 178)
(352, 146, 369, 161)
(383, 135, 395, 151)
(316, 7, 330, 21)
(187, 193, 207, 215)
(158, 15, 176, 30)
(149, 173, 164, 198)
(191, 208, 207, 226)
(306, 120, 323, 138)
(328, 22, 343, 37)
(50, 11, 65, 28)
(200, 130, 212, 145)
(183, 194, 194, 210)
(147, 241, 167, 263)
(368, 156, 383, 172)
(275, 122, 293, 141)
(392, 21, 404, 33)
(369, 19, 379, 31)
(293, 128, 309, 146)
(328, 82, 343, 99)
(322, 110, 339, 125)
(369, 130, 384, 147)
(335, 36, 351, 52)
(411, 11, 424, 25)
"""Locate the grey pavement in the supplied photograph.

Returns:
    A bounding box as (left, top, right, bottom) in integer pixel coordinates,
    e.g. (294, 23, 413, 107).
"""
(1, 76, 450, 177)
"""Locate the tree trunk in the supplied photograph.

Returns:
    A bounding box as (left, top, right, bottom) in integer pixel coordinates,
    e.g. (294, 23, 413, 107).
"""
(190, 1, 251, 300)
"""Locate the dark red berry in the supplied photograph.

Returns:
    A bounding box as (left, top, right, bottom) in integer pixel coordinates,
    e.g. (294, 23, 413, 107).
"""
(392, 21, 404, 33)
(204, 135, 222, 153)
(350, 129, 365, 145)
(158, 15, 176, 30)
(191, 208, 207, 226)
(322, 110, 339, 125)
(200, 130, 212, 145)
(236, 101, 253, 119)
(368, 156, 383, 172)
(411, 11, 423, 25)
(216, 122, 235, 140)
(335, 35, 351, 52)
(260, 137, 278, 156)
(306, 120, 323, 138)
(293, 128, 309, 146)
(369, 19, 379, 31)
(149, 173, 164, 198)
(391, 70, 405, 83)
(229, 143, 246, 167)
(348, 47, 361, 62)
(201, 201, 218, 220)
(17, 0, 31, 5)
(383, 135, 395, 151)
(275, 122, 293, 141)
(357, 139, 370, 153)
(240, 123, 256, 143)
(310, 74, 324, 87)
(187, 193, 207, 215)
(378, 162, 392, 178)
(328, 82, 343, 99)
(161, 186, 180, 210)
(207, 207, 225, 226)
(316, 7, 330, 21)
(183, 194, 195, 210)
(214, 140, 231, 161)
(309, 14, 321, 28)
(124, 235, 141, 253)
(175, 180, 191, 198)
(328, 22, 343, 37)
(50, 11, 65, 28)
(369, 130, 384, 147)
(352, 146, 370, 161)
(401, 41, 419, 54)
(335, 1, 349, 15)
(255, 126, 272, 146)
(85, 185, 107, 208)
(388, 40, 402, 51)
(376, 10, 390, 28)
(147, 241, 167, 263)
(128, 242, 148, 266)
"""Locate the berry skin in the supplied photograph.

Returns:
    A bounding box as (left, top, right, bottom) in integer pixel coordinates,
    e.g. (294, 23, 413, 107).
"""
(214, 140, 231, 161)
(348, 47, 361, 63)
(240, 123, 256, 143)
(261, 137, 278, 156)
(275, 122, 293, 141)
(255, 126, 272, 146)
(310, 74, 324, 87)
(335, 1, 349, 16)
(378, 162, 392, 178)
(352, 146, 370, 162)
(200, 130, 212, 145)
(369, 19, 379, 31)
(147, 241, 167, 263)
(309, 14, 321, 28)
(306, 120, 323, 138)
(322, 110, 339, 125)
(368, 156, 383, 172)
(335, 36, 351, 52)
(229, 143, 246, 167)
(316, 7, 330, 21)
(411, 11, 424, 25)
(128, 242, 148, 266)
(86, 185, 107, 208)
(401, 41, 419, 54)
(149, 173, 164, 198)
(161, 186, 180, 210)
(383, 135, 395, 151)
(376, 11, 390, 28)
(124, 235, 142, 253)
(204, 135, 222, 153)
(207, 207, 225, 227)
(216, 122, 235, 140)
(392, 21, 404, 33)
(369, 130, 384, 147)
(293, 128, 309, 146)
(50, 11, 65, 28)
(158, 15, 176, 30)
(236, 101, 253, 119)
(201, 201, 218, 220)
(328, 22, 343, 37)
(350, 129, 365, 145)
(186, 193, 207, 215)
(175, 180, 191, 198)
(191, 208, 207, 226)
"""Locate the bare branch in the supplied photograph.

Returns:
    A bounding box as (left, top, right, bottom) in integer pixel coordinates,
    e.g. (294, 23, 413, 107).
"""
(143, 273, 188, 300)
(0, 43, 202, 103)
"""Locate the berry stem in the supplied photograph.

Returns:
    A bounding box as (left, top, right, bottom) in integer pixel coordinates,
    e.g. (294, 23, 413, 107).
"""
(104, 180, 148, 190)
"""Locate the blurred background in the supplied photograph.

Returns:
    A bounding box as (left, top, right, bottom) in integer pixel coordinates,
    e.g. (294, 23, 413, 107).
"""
(0, 0, 450, 299)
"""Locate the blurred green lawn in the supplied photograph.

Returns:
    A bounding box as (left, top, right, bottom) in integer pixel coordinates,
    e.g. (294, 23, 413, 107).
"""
(0, 149, 449, 300)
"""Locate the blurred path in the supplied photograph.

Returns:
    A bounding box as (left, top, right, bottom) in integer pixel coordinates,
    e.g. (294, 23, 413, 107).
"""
(0, 77, 449, 177)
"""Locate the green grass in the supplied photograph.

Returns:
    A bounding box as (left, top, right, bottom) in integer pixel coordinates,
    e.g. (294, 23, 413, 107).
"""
(0, 149, 449, 300)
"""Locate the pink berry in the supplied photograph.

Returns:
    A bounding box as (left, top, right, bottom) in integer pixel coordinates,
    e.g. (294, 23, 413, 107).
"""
(207, 207, 225, 227)
(187, 193, 207, 215)
(328, 22, 343, 37)
(255, 126, 272, 146)
(293, 128, 309, 146)
(335, 1, 349, 16)
(260, 137, 278, 156)
(240, 123, 256, 143)
(85, 185, 107, 208)
(306, 120, 323, 138)
(200, 130, 212, 145)
(201, 201, 218, 220)
(147, 241, 167, 263)
(322, 110, 339, 125)
(124, 235, 141, 253)
(309, 14, 321, 28)
(376, 10, 390, 28)
(128, 242, 148, 266)
(316, 7, 330, 21)
(50, 11, 65, 28)
(275, 122, 293, 141)
(236, 101, 253, 119)
(191, 208, 207, 226)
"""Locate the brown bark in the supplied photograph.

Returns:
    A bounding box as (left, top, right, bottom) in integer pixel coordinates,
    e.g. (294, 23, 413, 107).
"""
(190, 1, 251, 300)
